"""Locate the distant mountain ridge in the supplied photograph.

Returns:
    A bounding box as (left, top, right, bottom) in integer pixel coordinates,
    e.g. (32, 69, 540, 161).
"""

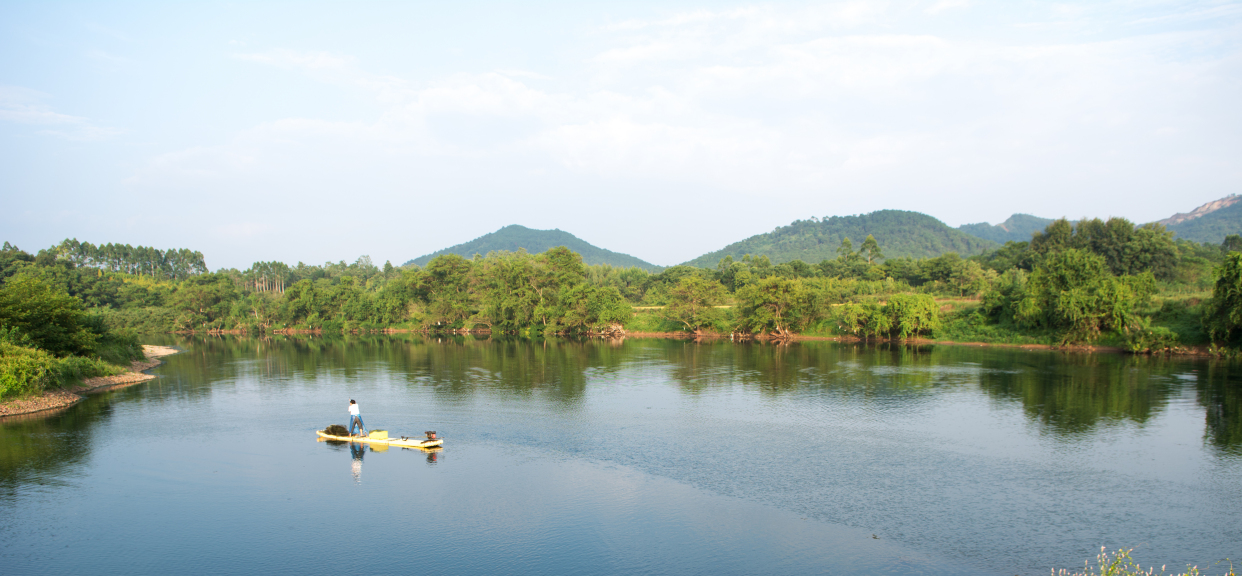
(1162, 195, 1242, 243)
(957, 214, 1055, 244)
(1159, 194, 1240, 226)
(680, 210, 997, 268)
(404, 225, 661, 271)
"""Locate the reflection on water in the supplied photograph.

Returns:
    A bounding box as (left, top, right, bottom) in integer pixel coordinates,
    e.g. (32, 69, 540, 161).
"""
(0, 392, 120, 501)
(116, 333, 1242, 466)
(350, 442, 364, 483)
(139, 333, 1240, 451)
(2, 334, 1239, 576)
(1199, 362, 1242, 454)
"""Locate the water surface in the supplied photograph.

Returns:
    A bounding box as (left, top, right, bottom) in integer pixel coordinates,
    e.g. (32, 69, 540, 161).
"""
(1, 336, 1238, 575)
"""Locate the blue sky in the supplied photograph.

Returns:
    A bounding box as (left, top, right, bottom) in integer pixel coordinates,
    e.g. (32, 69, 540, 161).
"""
(2, 0, 1240, 269)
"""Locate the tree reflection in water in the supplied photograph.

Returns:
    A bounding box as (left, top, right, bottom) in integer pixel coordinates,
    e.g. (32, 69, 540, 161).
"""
(5, 334, 1236, 494)
(167, 334, 1241, 452)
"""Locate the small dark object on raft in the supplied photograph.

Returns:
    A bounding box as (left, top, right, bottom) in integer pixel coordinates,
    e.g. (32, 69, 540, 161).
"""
(324, 424, 349, 436)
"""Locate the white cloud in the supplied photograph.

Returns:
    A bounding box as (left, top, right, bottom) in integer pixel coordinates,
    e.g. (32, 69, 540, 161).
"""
(0, 86, 121, 140)
(123, 1, 1242, 264)
(0, 86, 85, 124)
(925, 0, 969, 15)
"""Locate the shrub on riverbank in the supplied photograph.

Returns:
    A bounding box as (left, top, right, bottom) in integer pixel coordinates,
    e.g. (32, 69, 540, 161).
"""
(0, 342, 124, 400)
(0, 273, 144, 401)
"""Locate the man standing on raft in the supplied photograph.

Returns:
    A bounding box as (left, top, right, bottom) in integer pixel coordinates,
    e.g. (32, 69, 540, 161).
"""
(348, 399, 365, 437)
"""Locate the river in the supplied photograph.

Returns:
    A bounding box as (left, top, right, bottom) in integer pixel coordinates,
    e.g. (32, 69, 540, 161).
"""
(1, 335, 1239, 575)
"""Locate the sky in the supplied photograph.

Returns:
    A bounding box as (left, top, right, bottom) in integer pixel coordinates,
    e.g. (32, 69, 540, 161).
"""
(2, 0, 1240, 270)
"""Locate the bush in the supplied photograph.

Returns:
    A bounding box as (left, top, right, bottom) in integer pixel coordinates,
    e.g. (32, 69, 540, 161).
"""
(94, 305, 179, 333)
(984, 249, 1154, 343)
(828, 294, 938, 339)
(1124, 317, 1181, 353)
(0, 275, 98, 356)
(0, 342, 59, 399)
(0, 342, 124, 400)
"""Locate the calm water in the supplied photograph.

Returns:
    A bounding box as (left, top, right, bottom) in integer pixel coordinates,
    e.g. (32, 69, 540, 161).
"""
(1, 336, 1239, 575)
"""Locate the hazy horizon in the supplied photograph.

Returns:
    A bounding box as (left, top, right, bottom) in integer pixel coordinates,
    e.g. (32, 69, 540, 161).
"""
(3, 1, 1240, 269)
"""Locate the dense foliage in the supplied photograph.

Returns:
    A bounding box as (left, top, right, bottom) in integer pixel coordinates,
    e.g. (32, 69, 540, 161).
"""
(54, 239, 207, 279)
(4, 209, 1242, 361)
(405, 225, 661, 271)
(681, 210, 998, 267)
(1204, 252, 1242, 345)
(0, 250, 143, 400)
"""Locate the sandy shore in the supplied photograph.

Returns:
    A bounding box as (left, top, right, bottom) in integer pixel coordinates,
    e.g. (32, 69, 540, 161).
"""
(0, 345, 180, 419)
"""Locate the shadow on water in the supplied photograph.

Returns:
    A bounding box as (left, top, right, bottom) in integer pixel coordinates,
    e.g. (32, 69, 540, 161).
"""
(0, 394, 118, 500)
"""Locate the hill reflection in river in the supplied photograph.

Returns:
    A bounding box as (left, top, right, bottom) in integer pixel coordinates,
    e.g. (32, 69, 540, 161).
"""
(5, 335, 1236, 576)
(157, 334, 1238, 451)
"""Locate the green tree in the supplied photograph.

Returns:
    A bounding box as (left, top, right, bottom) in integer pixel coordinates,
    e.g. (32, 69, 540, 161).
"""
(555, 284, 631, 333)
(1015, 249, 1153, 342)
(419, 254, 476, 328)
(836, 238, 857, 262)
(1223, 234, 1242, 254)
(0, 275, 97, 357)
(859, 234, 884, 265)
(735, 276, 806, 336)
(884, 294, 939, 338)
(1204, 252, 1242, 344)
(662, 276, 727, 332)
(168, 273, 239, 330)
(1030, 218, 1076, 255)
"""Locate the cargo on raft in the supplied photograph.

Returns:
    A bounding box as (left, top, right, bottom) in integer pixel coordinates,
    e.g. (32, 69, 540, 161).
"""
(316, 427, 443, 449)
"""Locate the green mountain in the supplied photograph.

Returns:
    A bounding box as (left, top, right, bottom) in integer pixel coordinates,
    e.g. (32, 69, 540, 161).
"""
(957, 214, 1055, 244)
(405, 225, 661, 271)
(1159, 195, 1242, 243)
(681, 210, 998, 268)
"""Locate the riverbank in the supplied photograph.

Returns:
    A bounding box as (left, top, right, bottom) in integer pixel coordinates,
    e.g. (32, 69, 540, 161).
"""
(622, 330, 1198, 356)
(0, 345, 180, 419)
(164, 327, 1225, 358)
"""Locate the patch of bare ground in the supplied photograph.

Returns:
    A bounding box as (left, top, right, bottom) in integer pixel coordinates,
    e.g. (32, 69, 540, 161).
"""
(0, 345, 181, 419)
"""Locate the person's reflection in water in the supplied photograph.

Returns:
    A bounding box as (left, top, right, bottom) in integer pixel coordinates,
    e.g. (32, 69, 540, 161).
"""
(350, 441, 364, 484)
(425, 450, 439, 465)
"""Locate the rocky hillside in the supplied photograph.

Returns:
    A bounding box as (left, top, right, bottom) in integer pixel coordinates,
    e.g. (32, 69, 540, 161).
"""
(1161, 195, 1242, 243)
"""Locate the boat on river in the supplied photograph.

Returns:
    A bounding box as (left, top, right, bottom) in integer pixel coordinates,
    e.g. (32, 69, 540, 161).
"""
(316, 429, 443, 449)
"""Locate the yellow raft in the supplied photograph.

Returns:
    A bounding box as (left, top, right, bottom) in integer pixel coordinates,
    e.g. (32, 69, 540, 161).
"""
(316, 429, 443, 449)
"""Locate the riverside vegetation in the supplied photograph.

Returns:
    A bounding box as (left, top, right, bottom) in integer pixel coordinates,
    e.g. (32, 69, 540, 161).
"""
(3, 218, 1242, 398)
(3, 231, 1241, 574)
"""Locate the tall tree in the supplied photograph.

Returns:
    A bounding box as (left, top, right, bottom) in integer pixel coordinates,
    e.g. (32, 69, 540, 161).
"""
(1204, 252, 1242, 344)
(859, 234, 884, 265)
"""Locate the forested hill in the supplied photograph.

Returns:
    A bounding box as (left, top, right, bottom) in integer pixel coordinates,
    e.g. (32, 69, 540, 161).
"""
(681, 210, 998, 267)
(1162, 195, 1242, 244)
(405, 225, 661, 271)
(957, 214, 1055, 244)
